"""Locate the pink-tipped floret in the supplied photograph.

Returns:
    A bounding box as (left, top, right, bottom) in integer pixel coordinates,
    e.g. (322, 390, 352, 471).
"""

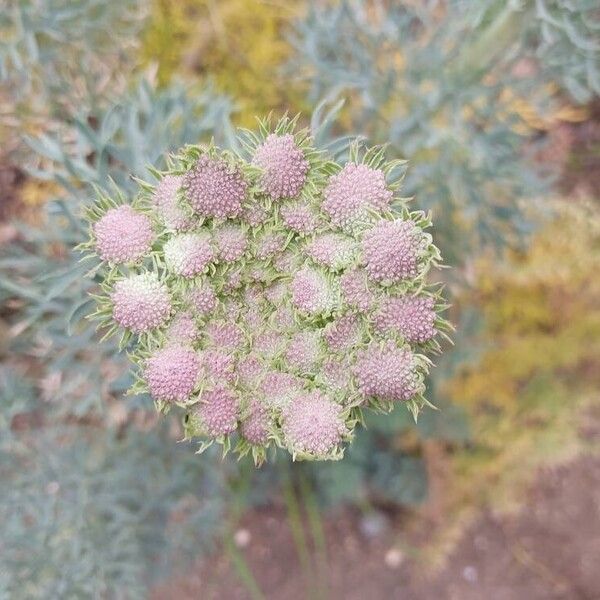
(94, 205, 153, 264)
(253, 133, 309, 200)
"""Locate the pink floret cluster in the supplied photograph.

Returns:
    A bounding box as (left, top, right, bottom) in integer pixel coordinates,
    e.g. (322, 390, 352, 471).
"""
(282, 392, 347, 457)
(94, 205, 153, 263)
(375, 295, 436, 343)
(323, 163, 393, 231)
(145, 345, 200, 403)
(252, 133, 310, 200)
(87, 119, 446, 463)
(153, 174, 190, 231)
(354, 341, 422, 402)
(183, 155, 247, 219)
(111, 273, 171, 333)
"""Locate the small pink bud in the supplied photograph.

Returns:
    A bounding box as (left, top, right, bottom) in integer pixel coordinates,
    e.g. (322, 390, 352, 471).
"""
(183, 155, 247, 219)
(375, 295, 436, 343)
(193, 386, 239, 437)
(323, 163, 392, 230)
(152, 175, 191, 231)
(282, 392, 346, 456)
(112, 273, 171, 333)
(354, 341, 421, 402)
(362, 219, 425, 283)
(145, 345, 200, 402)
(94, 205, 153, 263)
(253, 133, 309, 200)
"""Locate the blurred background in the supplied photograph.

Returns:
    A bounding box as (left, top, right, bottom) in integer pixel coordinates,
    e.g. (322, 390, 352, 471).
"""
(1, 1, 599, 598)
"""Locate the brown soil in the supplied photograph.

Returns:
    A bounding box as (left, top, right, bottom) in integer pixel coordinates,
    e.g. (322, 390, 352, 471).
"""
(551, 101, 600, 197)
(153, 444, 600, 600)
(0, 157, 25, 223)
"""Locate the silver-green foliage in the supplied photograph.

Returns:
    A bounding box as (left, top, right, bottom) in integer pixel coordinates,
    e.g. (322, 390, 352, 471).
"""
(0, 367, 228, 599)
(290, 0, 598, 264)
(0, 0, 144, 112)
(528, 0, 600, 103)
(0, 78, 238, 596)
(4, 79, 237, 414)
(290, 0, 578, 502)
(461, 0, 600, 102)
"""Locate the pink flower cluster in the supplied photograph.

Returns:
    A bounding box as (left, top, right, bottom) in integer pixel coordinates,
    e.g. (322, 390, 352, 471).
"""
(87, 118, 447, 463)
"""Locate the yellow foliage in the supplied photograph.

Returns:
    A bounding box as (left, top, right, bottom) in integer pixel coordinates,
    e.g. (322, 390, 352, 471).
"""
(498, 85, 588, 133)
(444, 200, 600, 513)
(8, 179, 61, 225)
(140, 0, 307, 126)
(414, 202, 600, 569)
(452, 200, 600, 409)
(20, 179, 59, 208)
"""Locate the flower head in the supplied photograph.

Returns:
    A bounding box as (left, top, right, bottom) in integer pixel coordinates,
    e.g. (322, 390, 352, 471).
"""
(240, 400, 271, 446)
(321, 358, 352, 391)
(323, 163, 392, 231)
(354, 341, 422, 402)
(204, 321, 244, 350)
(214, 224, 248, 263)
(87, 119, 446, 463)
(362, 219, 425, 283)
(243, 203, 269, 227)
(282, 392, 346, 457)
(260, 371, 302, 409)
(188, 283, 218, 317)
(280, 202, 318, 235)
(94, 205, 153, 263)
(272, 305, 295, 331)
(152, 175, 191, 231)
(167, 311, 199, 345)
(323, 314, 360, 352)
(375, 295, 436, 343)
(255, 231, 287, 260)
(306, 233, 356, 270)
(253, 133, 309, 200)
(199, 349, 236, 383)
(340, 268, 374, 312)
(164, 232, 214, 278)
(192, 386, 239, 437)
(111, 273, 171, 333)
(183, 155, 247, 219)
(145, 345, 199, 402)
(264, 280, 289, 304)
(291, 267, 335, 315)
(285, 331, 322, 373)
(237, 355, 264, 388)
(253, 331, 286, 361)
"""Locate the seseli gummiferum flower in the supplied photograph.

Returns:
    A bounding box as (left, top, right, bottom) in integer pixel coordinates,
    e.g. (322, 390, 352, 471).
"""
(81, 116, 451, 464)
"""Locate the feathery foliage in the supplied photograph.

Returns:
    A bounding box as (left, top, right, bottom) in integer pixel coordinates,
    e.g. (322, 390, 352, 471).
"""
(289, 0, 597, 263)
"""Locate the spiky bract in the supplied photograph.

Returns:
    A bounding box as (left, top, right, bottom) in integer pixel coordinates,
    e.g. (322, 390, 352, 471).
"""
(152, 174, 191, 231)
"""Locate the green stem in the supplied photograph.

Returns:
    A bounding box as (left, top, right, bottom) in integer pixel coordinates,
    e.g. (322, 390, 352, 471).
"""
(223, 531, 266, 600)
(299, 473, 329, 600)
(222, 464, 265, 600)
(281, 462, 316, 598)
